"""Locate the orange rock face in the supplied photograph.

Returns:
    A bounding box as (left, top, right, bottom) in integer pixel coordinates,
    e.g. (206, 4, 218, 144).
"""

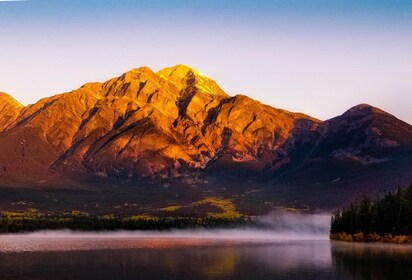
(0, 92, 23, 132)
(0, 65, 410, 186)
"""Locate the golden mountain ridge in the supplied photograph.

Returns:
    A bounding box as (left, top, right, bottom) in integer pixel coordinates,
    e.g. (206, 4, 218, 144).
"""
(0, 65, 410, 187)
(0, 92, 23, 132)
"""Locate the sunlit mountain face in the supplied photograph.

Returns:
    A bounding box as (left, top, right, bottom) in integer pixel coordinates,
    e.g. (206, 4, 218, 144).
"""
(0, 65, 411, 214)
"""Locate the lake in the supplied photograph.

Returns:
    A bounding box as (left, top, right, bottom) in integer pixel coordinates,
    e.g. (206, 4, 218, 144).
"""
(0, 231, 411, 280)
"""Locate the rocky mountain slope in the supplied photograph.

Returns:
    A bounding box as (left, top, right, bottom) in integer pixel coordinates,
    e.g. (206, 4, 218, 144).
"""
(0, 93, 23, 132)
(0, 65, 411, 211)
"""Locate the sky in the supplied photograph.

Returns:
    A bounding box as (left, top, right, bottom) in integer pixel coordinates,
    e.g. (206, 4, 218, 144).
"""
(0, 0, 411, 123)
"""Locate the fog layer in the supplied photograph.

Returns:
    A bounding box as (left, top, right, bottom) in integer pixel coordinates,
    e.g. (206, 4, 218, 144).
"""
(0, 211, 331, 252)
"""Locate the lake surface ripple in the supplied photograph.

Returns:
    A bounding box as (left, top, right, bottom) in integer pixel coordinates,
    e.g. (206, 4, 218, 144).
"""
(0, 231, 411, 280)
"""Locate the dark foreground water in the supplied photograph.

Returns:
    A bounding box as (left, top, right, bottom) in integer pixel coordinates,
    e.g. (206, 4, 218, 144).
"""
(0, 231, 411, 280)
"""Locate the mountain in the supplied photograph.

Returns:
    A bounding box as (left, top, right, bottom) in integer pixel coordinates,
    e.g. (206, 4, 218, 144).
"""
(0, 65, 411, 214)
(0, 65, 317, 183)
(259, 103, 412, 209)
(0, 92, 23, 132)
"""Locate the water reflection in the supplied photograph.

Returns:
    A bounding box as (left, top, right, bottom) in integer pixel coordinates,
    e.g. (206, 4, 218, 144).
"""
(0, 234, 335, 280)
(332, 242, 412, 280)
(0, 243, 334, 280)
(0, 233, 411, 280)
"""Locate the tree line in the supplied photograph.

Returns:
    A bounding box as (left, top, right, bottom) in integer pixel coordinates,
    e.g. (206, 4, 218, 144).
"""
(331, 183, 412, 241)
(0, 213, 252, 233)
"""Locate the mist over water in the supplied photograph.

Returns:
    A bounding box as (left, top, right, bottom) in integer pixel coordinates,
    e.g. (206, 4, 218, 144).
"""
(256, 210, 331, 236)
(2, 212, 412, 280)
(0, 211, 331, 253)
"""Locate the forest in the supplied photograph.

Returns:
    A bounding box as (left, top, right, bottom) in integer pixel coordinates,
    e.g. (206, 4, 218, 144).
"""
(0, 211, 252, 233)
(330, 183, 412, 243)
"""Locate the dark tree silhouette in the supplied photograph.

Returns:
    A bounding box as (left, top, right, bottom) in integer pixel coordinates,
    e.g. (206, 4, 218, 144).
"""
(331, 183, 412, 238)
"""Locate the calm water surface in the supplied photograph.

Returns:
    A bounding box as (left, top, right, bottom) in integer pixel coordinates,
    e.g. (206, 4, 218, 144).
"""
(0, 231, 411, 280)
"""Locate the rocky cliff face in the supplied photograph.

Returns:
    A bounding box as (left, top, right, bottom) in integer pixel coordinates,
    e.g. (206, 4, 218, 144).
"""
(0, 65, 411, 189)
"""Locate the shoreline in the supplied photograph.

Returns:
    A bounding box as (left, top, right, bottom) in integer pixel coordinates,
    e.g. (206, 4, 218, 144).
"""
(0, 214, 254, 234)
(330, 232, 412, 244)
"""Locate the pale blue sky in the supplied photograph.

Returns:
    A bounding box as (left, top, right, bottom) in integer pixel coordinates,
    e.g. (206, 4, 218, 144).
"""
(0, 0, 411, 122)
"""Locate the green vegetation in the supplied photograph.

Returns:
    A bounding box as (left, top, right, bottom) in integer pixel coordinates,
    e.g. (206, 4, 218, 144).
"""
(330, 183, 412, 243)
(192, 197, 242, 219)
(0, 195, 254, 233)
(0, 210, 252, 233)
(159, 205, 183, 212)
(157, 197, 243, 218)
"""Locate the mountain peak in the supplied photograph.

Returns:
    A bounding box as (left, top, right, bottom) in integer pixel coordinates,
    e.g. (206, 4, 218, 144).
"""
(119, 66, 158, 83)
(342, 103, 387, 118)
(125, 66, 155, 75)
(157, 64, 204, 82)
(158, 64, 204, 77)
(0, 92, 23, 132)
(0, 92, 23, 108)
(158, 64, 228, 98)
